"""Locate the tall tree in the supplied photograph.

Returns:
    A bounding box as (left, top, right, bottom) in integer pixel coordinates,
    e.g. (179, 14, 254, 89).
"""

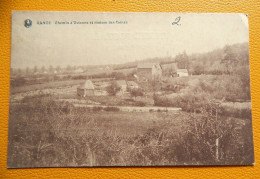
(56, 66, 61, 73)
(33, 66, 38, 73)
(176, 51, 189, 69)
(66, 65, 72, 72)
(48, 65, 54, 73)
(25, 67, 30, 75)
(221, 45, 238, 74)
(17, 68, 22, 74)
(41, 66, 46, 73)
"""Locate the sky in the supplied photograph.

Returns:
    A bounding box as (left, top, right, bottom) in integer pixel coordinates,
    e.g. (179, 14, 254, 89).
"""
(11, 11, 249, 69)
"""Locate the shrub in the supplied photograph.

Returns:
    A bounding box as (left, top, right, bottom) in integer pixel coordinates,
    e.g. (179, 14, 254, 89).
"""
(111, 72, 126, 80)
(92, 106, 103, 111)
(219, 106, 251, 119)
(8, 98, 253, 167)
(153, 94, 173, 107)
(130, 88, 144, 99)
(124, 98, 135, 102)
(104, 106, 120, 112)
(106, 81, 121, 96)
(11, 77, 27, 87)
(135, 101, 146, 107)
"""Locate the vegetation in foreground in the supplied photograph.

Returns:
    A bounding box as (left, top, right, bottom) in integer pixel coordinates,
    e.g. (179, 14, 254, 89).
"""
(8, 95, 254, 167)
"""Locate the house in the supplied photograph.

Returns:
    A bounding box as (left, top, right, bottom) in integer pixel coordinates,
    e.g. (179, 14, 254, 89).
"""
(137, 63, 162, 81)
(177, 69, 188, 77)
(77, 80, 95, 97)
(127, 81, 139, 90)
(161, 63, 177, 77)
(116, 80, 127, 95)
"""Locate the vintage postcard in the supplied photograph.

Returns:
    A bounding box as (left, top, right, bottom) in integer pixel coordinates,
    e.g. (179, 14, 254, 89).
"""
(8, 11, 254, 168)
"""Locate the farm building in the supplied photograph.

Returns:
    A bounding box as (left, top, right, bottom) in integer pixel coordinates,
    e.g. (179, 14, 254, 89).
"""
(177, 69, 189, 77)
(127, 81, 139, 90)
(77, 80, 95, 97)
(116, 80, 127, 95)
(161, 62, 177, 77)
(137, 63, 162, 81)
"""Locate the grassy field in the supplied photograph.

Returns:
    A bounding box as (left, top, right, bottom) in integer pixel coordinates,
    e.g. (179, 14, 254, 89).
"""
(7, 95, 254, 167)
(10, 79, 85, 94)
(10, 78, 113, 94)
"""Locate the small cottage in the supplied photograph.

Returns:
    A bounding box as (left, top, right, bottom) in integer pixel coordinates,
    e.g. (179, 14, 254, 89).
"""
(77, 80, 95, 97)
(177, 69, 188, 77)
(137, 63, 162, 81)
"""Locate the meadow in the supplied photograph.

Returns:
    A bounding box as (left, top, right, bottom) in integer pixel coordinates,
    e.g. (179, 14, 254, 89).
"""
(8, 94, 254, 167)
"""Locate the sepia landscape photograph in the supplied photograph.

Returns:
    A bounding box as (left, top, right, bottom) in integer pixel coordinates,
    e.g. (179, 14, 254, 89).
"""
(8, 11, 254, 168)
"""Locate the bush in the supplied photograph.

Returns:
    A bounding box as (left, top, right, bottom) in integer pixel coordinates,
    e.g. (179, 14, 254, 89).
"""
(135, 101, 146, 107)
(219, 106, 251, 119)
(153, 94, 176, 107)
(111, 72, 126, 80)
(11, 77, 27, 87)
(130, 88, 144, 99)
(124, 98, 135, 102)
(72, 75, 86, 80)
(104, 106, 120, 112)
(93, 106, 103, 111)
(8, 98, 254, 167)
(106, 81, 121, 96)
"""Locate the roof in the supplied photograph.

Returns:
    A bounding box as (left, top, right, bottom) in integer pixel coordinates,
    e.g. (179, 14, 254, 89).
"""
(162, 63, 177, 69)
(78, 80, 94, 89)
(127, 81, 138, 87)
(137, 63, 155, 69)
(177, 69, 188, 73)
(116, 80, 127, 86)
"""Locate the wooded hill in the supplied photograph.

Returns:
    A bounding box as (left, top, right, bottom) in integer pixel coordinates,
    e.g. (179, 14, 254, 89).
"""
(113, 42, 249, 76)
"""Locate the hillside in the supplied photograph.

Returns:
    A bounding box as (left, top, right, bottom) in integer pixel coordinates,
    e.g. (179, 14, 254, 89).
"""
(113, 42, 249, 74)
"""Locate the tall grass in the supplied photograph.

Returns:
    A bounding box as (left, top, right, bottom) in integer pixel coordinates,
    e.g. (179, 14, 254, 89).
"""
(8, 95, 254, 167)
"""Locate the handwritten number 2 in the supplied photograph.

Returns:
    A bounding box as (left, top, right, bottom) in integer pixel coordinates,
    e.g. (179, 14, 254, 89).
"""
(172, 16, 181, 26)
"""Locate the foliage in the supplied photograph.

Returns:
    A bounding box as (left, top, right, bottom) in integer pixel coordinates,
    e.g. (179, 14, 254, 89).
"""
(175, 51, 189, 69)
(153, 94, 173, 107)
(135, 101, 146, 107)
(92, 106, 103, 112)
(106, 81, 121, 96)
(154, 74, 251, 118)
(104, 107, 120, 112)
(162, 64, 177, 77)
(8, 96, 254, 167)
(129, 88, 144, 99)
(188, 43, 249, 76)
(11, 77, 27, 87)
(221, 45, 239, 74)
